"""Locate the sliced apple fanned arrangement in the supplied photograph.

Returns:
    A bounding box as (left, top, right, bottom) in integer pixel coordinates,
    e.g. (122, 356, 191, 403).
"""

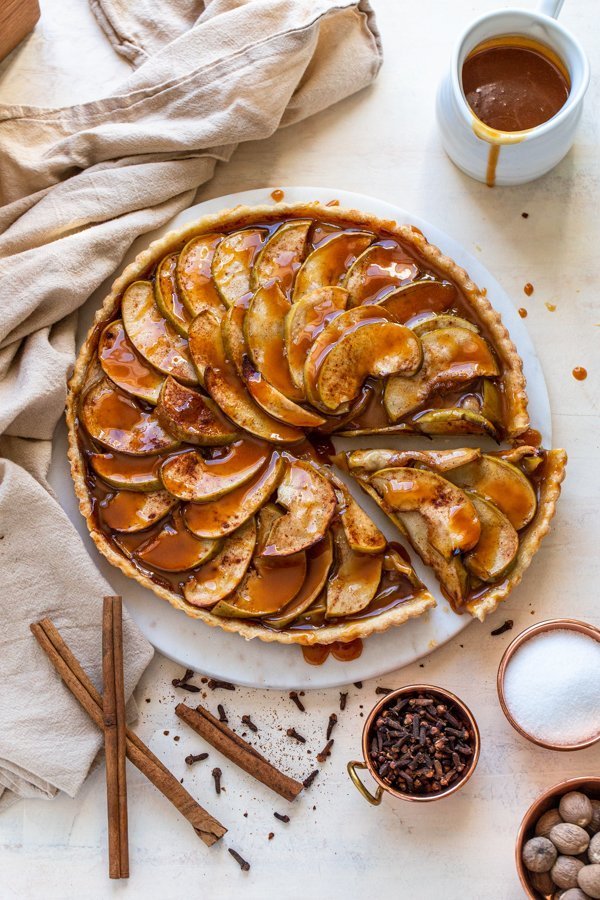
(68, 203, 565, 645)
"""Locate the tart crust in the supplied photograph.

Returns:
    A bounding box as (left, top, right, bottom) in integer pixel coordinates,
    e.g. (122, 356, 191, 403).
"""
(67, 201, 533, 644)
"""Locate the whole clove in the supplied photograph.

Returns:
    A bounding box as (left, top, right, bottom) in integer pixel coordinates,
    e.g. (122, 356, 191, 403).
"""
(241, 714, 258, 733)
(172, 669, 200, 692)
(217, 704, 228, 723)
(212, 767, 222, 794)
(228, 848, 250, 871)
(274, 812, 290, 823)
(491, 619, 514, 636)
(185, 752, 209, 766)
(368, 691, 475, 796)
(354, 681, 363, 689)
(303, 769, 319, 789)
(289, 691, 305, 712)
(286, 727, 306, 744)
(339, 692, 348, 711)
(375, 686, 393, 695)
(207, 679, 236, 691)
(326, 713, 338, 740)
(317, 739, 334, 763)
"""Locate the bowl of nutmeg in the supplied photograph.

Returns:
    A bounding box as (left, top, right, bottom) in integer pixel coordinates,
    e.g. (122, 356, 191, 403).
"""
(517, 776, 600, 899)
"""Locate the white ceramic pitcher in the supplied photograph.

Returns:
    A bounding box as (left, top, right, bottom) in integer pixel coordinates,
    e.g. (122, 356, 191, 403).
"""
(436, 0, 590, 186)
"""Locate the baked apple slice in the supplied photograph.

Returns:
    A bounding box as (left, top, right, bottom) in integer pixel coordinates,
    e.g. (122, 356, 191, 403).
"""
(99, 488, 177, 532)
(121, 281, 198, 385)
(81, 378, 179, 455)
(376, 280, 456, 323)
(211, 506, 307, 618)
(250, 219, 311, 296)
(183, 518, 257, 608)
(383, 326, 499, 422)
(89, 452, 164, 491)
(339, 447, 482, 475)
(134, 508, 220, 572)
(463, 494, 518, 582)
(264, 534, 334, 628)
(411, 408, 500, 439)
(343, 242, 419, 306)
(260, 460, 336, 557)
(156, 377, 238, 446)
(212, 227, 267, 306)
(443, 454, 537, 530)
(326, 522, 383, 617)
(160, 440, 269, 502)
(211, 550, 307, 619)
(411, 314, 478, 336)
(304, 306, 394, 410)
(315, 320, 422, 412)
(155, 252, 192, 337)
(176, 233, 225, 317)
(188, 308, 303, 444)
(284, 286, 348, 391)
(244, 282, 304, 401)
(330, 476, 386, 554)
(368, 467, 481, 560)
(293, 231, 374, 300)
(183, 452, 285, 539)
(221, 296, 250, 376)
(241, 357, 325, 428)
(98, 319, 165, 405)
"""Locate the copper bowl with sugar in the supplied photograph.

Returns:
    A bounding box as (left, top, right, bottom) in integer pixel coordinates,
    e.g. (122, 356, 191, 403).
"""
(497, 618, 600, 751)
(516, 775, 600, 899)
(347, 684, 480, 805)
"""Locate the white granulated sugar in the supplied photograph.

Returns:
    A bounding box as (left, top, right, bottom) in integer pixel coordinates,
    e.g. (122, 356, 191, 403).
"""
(503, 629, 600, 745)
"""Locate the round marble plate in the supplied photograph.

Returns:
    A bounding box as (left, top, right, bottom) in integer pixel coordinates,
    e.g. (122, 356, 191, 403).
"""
(48, 186, 552, 689)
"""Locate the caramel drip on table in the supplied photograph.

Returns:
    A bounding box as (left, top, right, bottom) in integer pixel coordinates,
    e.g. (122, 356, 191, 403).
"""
(572, 366, 587, 381)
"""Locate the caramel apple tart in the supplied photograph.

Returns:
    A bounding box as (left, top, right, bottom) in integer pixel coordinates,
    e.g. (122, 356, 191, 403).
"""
(67, 202, 565, 645)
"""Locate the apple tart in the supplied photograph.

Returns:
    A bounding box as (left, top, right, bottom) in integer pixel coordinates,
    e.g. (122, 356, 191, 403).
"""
(67, 202, 564, 645)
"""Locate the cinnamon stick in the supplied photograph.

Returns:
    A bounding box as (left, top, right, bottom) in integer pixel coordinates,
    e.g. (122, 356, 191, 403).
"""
(102, 597, 129, 879)
(176, 702, 303, 802)
(31, 619, 226, 847)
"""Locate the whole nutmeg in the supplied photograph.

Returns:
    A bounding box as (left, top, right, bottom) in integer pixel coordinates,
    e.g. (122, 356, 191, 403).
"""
(550, 823, 591, 855)
(528, 870, 555, 894)
(589, 801, 600, 836)
(537, 808, 564, 838)
(552, 856, 585, 890)
(561, 889, 593, 900)
(578, 864, 600, 899)
(589, 834, 600, 865)
(561, 793, 594, 828)
(523, 836, 558, 872)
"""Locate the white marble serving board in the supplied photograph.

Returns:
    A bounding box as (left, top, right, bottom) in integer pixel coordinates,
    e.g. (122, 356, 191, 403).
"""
(48, 186, 551, 689)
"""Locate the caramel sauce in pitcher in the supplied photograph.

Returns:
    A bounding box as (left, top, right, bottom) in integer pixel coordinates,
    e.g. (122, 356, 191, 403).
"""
(462, 36, 570, 186)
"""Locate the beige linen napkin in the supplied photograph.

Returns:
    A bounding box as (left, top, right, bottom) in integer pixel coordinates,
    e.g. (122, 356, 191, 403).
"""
(0, 0, 382, 808)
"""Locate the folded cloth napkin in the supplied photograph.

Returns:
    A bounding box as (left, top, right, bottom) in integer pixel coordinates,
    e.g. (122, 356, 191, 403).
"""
(0, 0, 382, 808)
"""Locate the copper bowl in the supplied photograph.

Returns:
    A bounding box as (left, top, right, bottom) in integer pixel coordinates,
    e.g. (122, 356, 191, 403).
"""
(516, 775, 600, 898)
(497, 618, 600, 751)
(347, 683, 480, 805)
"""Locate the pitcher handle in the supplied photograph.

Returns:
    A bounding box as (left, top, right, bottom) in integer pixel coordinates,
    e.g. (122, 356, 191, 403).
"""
(347, 761, 384, 805)
(537, 0, 565, 19)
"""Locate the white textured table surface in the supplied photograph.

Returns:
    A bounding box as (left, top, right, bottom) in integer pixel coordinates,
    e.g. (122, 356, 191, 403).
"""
(1, 1, 599, 898)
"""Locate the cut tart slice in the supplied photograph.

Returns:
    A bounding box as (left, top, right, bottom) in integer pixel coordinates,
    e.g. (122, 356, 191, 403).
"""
(343, 445, 567, 620)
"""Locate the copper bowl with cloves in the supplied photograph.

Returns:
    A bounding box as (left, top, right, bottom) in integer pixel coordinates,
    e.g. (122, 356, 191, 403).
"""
(347, 684, 480, 805)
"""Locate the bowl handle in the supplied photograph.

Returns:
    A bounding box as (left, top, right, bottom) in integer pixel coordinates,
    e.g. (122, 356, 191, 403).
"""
(347, 760, 384, 805)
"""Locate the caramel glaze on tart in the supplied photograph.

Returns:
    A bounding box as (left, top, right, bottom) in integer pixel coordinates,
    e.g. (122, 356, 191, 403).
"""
(67, 203, 564, 644)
